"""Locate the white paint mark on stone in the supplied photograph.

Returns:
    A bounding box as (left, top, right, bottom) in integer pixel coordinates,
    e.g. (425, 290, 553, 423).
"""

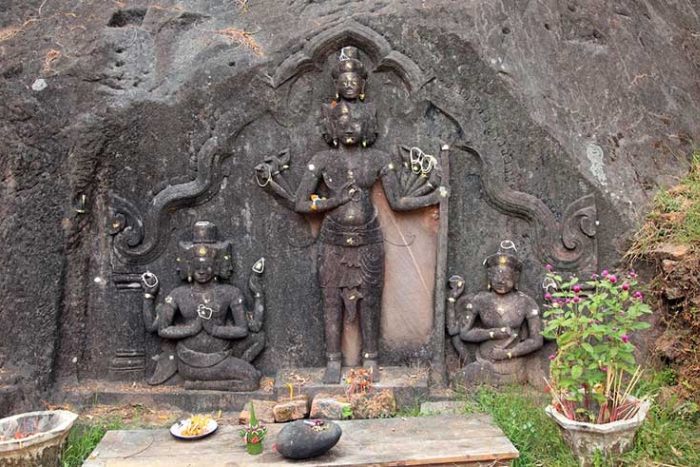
(72, 357, 78, 363)
(32, 79, 47, 91)
(94, 277, 102, 284)
(586, 144, 607, 185)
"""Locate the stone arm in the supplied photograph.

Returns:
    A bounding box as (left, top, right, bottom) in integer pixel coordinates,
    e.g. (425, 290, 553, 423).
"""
(260, 178, 296, 211)
(459, 298, 513, 343)
(446, 275, 465, 336)
(247, 272, 264, 333)
(500, 310, 544, 359)
(158, 295, 202, 339)
(143, 295, 158, 333)
(210, 291, 249, 339)
(379, 163, 448, 211)
(141, 273, 159, 333)
(294, 162, 351, 214)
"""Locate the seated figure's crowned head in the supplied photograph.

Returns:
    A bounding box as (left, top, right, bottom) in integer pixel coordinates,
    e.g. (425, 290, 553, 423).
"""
(484, 247, 523, 295)
(177, 221, 234, 282)
(332, 46, 368, 101)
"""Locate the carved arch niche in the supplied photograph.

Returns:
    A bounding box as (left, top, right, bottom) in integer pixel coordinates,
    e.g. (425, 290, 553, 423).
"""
(266, 21, 444, 367)
(267, 20, 598, 377)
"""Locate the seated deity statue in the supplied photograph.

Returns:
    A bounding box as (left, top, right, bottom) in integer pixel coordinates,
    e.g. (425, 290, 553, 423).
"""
(140, 221, 265, 391)
(447, 245, 543, 386)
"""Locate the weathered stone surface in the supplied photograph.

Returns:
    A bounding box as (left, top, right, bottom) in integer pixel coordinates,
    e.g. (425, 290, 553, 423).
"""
(273, 397, 309, 423)
(661, 259, 677, 274)
(651, 244, 690, 261)
(1, 0, 698, 411)
(309, 394, 350, 420)
(275, 419, 342, 460)
(239, 400, 277, 425)
(420, 400, 471, 415)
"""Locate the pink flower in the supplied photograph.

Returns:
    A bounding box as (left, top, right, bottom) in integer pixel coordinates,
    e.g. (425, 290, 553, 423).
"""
(609, 274, 617, 283)
(634, 291, 643, 301)
(573, 285, 581, 293)
(601, 366, 608, 372)
(621, 335, 629, 343)
(549, 354, 556, 360)
(622, 283, 629, 291)
(573, 296, 580, 303)
(601, 270, 609, 277)
(629, 270, 637, 278)
(591, 273, 598, 279)
(544, 293, 552, 300)
(565, 299, 571, 304)
(546, 264, 553, 271)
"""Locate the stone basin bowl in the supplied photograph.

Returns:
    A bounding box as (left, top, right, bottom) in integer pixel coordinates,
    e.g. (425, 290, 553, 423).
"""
(0, 410, 78, 467)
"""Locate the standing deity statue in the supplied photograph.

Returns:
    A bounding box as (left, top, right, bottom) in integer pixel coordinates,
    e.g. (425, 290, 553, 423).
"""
(140, 221, 265, 391)
(256, 46, 448, 384)
(447, 244, 544, 386)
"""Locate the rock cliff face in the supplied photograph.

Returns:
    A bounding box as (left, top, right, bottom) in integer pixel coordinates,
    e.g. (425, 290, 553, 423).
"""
(0, 0, 698, 410)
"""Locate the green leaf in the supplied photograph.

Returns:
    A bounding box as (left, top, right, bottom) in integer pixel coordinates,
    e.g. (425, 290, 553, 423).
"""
(571, 365, 583, 379)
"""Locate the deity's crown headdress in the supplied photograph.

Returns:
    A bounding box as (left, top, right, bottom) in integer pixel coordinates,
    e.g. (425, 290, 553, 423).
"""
(484, 241, 523, 273)
(332, 46, 368, 79)
(177, 221, 233, 279)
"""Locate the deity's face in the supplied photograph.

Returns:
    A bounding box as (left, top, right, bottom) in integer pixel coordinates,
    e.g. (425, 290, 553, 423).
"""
(336, 71, 364, 100)
(193, 257, 215, 284)
(335, 107, 363, 146)
(487, 265, 518, 295)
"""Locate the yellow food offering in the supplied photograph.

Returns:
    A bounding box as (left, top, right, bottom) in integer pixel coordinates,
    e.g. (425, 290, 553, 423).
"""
(182, 414, 213, 437)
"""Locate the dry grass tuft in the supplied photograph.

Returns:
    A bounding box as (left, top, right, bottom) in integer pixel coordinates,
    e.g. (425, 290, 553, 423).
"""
(626, 149, 700, 405)
(42, 49, 61, 74)
(217, 27, 263, 57)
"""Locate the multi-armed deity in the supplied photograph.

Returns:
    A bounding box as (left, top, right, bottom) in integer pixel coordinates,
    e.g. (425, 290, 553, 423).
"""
(140, 221, 266, 391)
(447, 243, 544, 386)
(255, 46, 448, 384)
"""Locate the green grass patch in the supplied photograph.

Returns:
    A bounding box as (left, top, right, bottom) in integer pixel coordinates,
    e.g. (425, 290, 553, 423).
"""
(412, 382, 700, 466)
(628, 149, 700, 258)
(62, 418, 124, 467)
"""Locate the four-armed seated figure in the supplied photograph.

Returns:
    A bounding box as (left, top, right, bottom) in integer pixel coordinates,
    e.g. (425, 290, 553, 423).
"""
(447, 246, 543, 386)
(256, 47, 447, 384)
(141, 221, 265, 391)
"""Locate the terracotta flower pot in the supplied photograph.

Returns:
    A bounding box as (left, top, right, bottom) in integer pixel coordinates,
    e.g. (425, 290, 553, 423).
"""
(246, 441, 263, 455)
(0, 410, 78, 467)
(545, 398, 650, 467)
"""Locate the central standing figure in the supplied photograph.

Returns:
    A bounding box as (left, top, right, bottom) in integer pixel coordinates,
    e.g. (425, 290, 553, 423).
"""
(256, 47, 447, 384)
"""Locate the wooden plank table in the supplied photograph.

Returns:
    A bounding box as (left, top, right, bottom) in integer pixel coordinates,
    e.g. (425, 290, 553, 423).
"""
(83, 414, 518, 466)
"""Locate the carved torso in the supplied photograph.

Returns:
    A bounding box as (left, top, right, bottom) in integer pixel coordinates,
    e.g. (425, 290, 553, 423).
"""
(461, 290, 539, 361)
(166, 284, 246, 353)
(311, 148, 389, 227)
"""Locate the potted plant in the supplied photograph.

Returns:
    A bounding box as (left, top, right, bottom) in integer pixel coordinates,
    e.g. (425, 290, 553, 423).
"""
(542, 267, 652, 466)
(239, 402, 267, 455)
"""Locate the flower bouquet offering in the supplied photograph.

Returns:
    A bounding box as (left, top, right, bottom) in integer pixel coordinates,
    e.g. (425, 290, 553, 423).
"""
(542, 267, 652, 423)
(239, 402, 267, 455)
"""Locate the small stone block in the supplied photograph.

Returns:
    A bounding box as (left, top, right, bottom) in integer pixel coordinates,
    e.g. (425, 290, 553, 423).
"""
(309, 393, 351, 420)
(420, 400, 472, 415)
(273, 398, 309, 423)
(238, 399, 277, 424)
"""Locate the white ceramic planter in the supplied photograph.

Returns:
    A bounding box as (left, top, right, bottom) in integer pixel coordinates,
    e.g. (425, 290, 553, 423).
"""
(545, 398, 650, 467)
(0, 410, 78, 467)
